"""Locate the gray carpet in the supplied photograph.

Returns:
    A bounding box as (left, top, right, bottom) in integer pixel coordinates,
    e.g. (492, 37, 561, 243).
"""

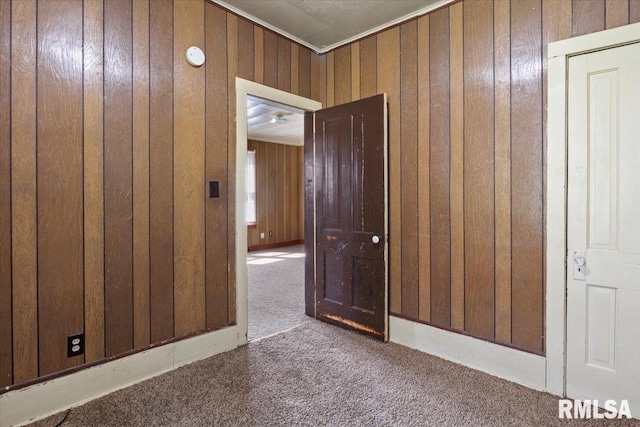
(30, 320, 640, 427)
(247, 245, 309, 341)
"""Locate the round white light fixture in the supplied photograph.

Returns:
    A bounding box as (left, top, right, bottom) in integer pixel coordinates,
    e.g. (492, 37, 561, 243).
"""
(186, 46, 205, 67)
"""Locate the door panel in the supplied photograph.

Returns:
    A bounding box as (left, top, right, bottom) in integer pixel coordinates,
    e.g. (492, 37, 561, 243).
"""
(309, 94, 388, 341)
(567, 42, 640, 415)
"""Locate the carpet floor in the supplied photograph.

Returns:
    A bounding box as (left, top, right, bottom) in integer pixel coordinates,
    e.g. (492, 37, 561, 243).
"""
(247, 244, 308, 341)
(30, 320, 639, 427)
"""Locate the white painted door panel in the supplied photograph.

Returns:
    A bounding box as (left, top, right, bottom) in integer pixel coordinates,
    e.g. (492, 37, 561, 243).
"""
(567, 42, 640, 416)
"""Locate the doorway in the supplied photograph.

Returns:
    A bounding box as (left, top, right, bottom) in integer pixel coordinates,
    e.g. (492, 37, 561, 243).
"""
(245, 94, 307, 341)
(235, 79, 389, 345)
(234, 78, 321, 345)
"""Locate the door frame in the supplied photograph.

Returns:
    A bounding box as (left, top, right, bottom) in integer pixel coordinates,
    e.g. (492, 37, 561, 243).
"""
(234, 78, 322, 345)
(546, 22, 640, 397)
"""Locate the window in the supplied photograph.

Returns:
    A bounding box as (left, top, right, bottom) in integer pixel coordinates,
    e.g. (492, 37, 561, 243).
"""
(246, 149, 256, 225)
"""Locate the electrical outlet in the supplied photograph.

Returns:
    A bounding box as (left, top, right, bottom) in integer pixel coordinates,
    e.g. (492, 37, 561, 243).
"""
(67, 333, 85, 358)
(269, 231, 273, 237)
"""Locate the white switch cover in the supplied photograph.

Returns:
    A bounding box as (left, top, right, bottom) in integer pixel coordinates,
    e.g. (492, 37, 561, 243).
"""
(260, 232, 265, 239)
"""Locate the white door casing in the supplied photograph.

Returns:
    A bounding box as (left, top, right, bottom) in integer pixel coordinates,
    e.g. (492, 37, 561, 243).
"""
(547, 22, 640, 399)
(235, 78, 321, 345)
(566, 43, 640, 415)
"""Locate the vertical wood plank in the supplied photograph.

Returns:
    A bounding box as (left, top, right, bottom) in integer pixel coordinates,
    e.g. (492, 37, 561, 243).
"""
(494, 0, 512, 344)
(334, 46, 351, 105)
(417, 16, 431, 322)
(104, 0, 134, 357)
(310, 53, 326, 106)
(149, 0, 174, 342)
(605, 0, 629, 28)
(267, 144, 276, 243)
(37, 0, 85, 375)
(275, 144, 283, 241)
(560, 0, 574, 39)
(572, 0, 605, 36)
(462, 0, 495, 340)
(298, 47, 311, 99)
(205, 3, 228, 329)
(0, 0, 12, 387)
(511, 0, 544, 354)
(263, 30, 277, 88)
(429, 9, 451, 327)
(377, 27, 401, 314)
(326, 51, 335, 107)
(282, 145, 290, 241)
(174, 0, 206, 336)
(292, 146, 301, 239)
(11, 0, 38, 383)
(449, 2, 465, 331)
(227, 13, 238, 324)
(238, 18, 254, 81)
(360, 35, 377, 98)
(277, 37, 291, 92)
(254, 27, 264, 85)
(400, 21, 419, 319)
(83, 0, 105, 364)
(631, 0, 640, 23)
(132, 0, 150, 349)
(291, 43, 299, 95)
(351, 42, 360, 101)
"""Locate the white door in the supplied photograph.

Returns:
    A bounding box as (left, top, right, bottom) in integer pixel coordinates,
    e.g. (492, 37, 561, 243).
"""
(567, 42, 640, 415)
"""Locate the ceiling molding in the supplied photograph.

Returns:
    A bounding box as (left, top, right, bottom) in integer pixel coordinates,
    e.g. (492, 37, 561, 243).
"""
(209, 0, 458, 54)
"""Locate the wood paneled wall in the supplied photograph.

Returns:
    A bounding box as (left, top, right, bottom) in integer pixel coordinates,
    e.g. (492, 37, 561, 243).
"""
(0, 0, 314, 388)
(1, 0, 639, 388)
(314, 0, 640, 354)
(247, 140, 304, 249)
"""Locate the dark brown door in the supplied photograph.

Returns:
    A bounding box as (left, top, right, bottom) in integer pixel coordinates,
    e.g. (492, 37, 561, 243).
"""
(304, 94, 388, 341)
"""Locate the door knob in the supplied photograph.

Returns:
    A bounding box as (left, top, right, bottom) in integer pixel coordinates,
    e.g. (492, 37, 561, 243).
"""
(574, 256, 586, 268)
(372, 235, 380, 244)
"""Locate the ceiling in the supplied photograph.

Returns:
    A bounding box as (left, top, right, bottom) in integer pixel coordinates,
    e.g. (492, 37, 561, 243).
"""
(246, 95, 305, 146)
(212, 0, 454, 53)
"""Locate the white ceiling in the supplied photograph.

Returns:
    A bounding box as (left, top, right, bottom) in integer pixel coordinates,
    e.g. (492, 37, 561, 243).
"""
(247, 95, 305, 146)
(212, 0, 455, 53)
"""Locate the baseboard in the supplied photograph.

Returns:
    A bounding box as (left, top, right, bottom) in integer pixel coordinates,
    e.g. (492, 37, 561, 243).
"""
(389, 316, 546, 392)
(0, 326, 238, 427)
(248, 239, 304, 252)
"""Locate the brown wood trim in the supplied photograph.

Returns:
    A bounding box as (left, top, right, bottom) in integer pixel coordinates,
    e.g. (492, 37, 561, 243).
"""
(391, 312, 544, 357)
(248, 239, 304, 252)
(247, 223, 257, 229)
(0, 324, 233, 396)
